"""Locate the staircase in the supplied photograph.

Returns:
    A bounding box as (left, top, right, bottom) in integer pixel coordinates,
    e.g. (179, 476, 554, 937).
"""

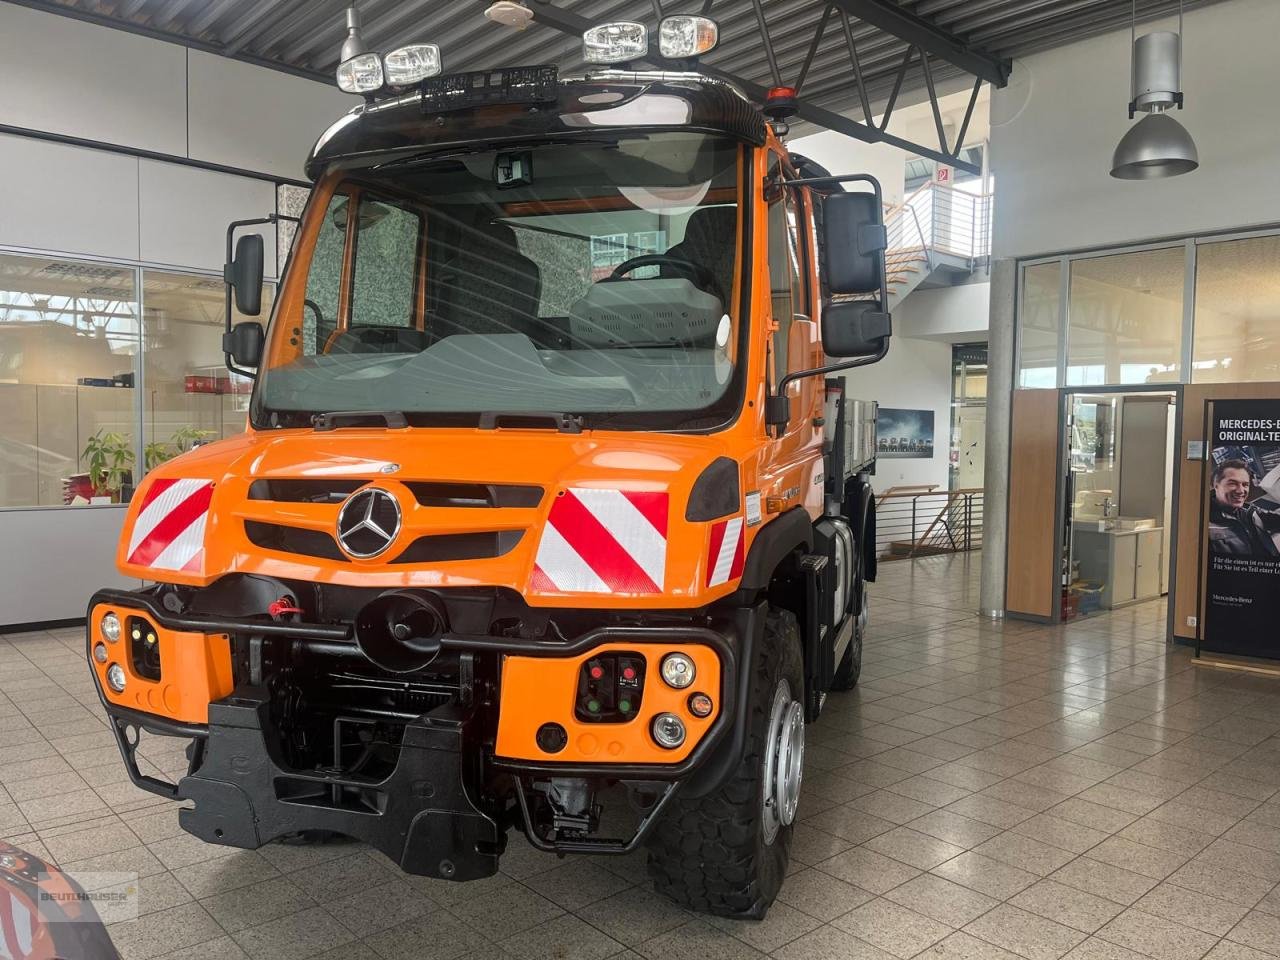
(883, 182, 992, 305)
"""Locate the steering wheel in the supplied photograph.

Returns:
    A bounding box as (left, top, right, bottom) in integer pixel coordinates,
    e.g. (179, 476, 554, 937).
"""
(608, 253, 716, 294)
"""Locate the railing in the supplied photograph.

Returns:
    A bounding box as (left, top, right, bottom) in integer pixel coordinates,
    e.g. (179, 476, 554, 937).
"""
(885, 181, 993, 265)
(875, 487, 984, 561)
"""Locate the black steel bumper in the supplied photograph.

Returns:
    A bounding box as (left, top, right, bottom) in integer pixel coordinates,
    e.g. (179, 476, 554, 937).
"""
(88, 587, 763, 876)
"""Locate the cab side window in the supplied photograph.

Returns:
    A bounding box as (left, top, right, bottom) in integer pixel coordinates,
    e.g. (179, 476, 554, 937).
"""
(766, 158, 809, 381)
(301, 194, 346, 354)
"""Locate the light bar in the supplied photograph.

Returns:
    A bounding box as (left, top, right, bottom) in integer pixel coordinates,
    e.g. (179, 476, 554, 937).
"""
(658, 15, 719, 58)
(384, 44, 442, 86)
(583, 21, 648, 64)
(336, 52, 384, 94)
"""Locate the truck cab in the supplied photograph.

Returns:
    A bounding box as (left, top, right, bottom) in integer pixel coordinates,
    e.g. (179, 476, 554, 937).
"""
(86, 21, 890, 920)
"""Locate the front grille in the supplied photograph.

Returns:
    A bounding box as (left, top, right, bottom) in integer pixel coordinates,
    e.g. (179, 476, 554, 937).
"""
(391, 530, 524, 564)
(405, 482, 543, 508)
(244, 520, 345, 561)
(248, 479, 362, 504)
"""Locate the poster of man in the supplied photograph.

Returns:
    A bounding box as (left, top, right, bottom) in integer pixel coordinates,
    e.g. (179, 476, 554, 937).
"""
(1208, 458, 1280, 557)
(1202, 400, 1280, 658)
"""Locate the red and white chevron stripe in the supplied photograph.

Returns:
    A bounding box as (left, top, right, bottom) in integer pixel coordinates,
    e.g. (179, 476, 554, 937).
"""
(532, 488, 668, 594)
(706, 515, 745, 587)
(125, 478, 214, 573)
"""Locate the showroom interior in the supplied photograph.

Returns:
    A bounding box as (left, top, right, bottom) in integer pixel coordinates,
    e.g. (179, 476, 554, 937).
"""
(3, 0, 1280, 958)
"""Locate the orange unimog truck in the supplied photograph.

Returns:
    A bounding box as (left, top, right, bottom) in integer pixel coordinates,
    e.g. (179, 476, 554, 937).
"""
(87, 14, 890, 919)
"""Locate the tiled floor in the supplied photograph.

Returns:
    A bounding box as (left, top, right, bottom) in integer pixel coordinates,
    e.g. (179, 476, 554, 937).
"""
(4, 553, 1280, 959)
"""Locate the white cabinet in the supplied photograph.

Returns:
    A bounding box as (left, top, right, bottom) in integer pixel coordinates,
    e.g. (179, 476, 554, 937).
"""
(1135, 529, 1163, 601)
(1112, 533, 1138, 604)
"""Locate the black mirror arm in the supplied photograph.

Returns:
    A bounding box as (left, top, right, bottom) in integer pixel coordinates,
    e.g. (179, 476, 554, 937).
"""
(765, 339, 890, 435)
(223, 214, 297, 380)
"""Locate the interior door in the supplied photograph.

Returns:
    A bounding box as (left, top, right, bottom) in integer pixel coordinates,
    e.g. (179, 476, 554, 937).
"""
(1113, 534, 1137, 604)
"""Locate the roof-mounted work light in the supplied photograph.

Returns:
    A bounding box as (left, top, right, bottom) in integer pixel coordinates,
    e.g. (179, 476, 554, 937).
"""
(384, 44, 442, 86)
(658, 15, 719, 58)
(583, 22, 648, 64)
(337, 52, 384, 94)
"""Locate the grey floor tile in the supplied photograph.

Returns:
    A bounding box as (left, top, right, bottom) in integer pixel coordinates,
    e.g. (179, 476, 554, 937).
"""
(576, 887, 689, 947)
(883, 873, 999, 928)
(106, 901, 225, 960)
(1137, 882, 1251, 938)
(1049, 856, 1160, 906)
(200, 876, 318, 935)
(1097, 907, 1221, 960)
(706, 901, 822, 952)
(775, 868, 874, 921)
(231, 905, 355, 960)
(814, 847, 921, 895)
(500, 913, 624, 960)
(830, 897, 953, 959)
(635, 918, 768, 960)
(1227, 911, 1280, 956)
(1010, 879, 1126, 934)
(964, 903, 1086, 960)
(770, 923, 898, 960)
(931, 851, 1039, 901)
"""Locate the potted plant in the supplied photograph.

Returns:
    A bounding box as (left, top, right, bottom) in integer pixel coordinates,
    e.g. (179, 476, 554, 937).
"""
(145, 426, 216, 472)
(81, 430, 135, 503)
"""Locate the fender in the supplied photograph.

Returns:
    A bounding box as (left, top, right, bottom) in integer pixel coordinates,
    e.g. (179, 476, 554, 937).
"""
(737, 507, 814, 592)
(849, 479, 877, 584)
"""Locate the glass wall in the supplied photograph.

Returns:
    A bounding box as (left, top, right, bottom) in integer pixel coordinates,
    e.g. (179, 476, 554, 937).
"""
(1066, 247, 1183, 387)
(0, 250, 270, 510)
(1193, 234, 1280, 383)
(1018, 229, 1280, 390)
(1018, 261, 1061, 388)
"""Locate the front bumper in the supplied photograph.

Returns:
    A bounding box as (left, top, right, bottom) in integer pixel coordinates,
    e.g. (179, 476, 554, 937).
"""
(87, 587, 756, 878)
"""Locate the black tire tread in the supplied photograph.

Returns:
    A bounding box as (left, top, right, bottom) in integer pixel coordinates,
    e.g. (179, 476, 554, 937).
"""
(645, 608, 802, 918)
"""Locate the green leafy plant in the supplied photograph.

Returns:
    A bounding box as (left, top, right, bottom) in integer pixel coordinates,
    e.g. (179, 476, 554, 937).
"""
(82, 430, 135, 500)
(144, 426, 216, 472)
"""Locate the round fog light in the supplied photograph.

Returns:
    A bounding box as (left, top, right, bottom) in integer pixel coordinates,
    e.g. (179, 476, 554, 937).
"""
(93, 643, 109, 664)
(101, 612, 121, 643)
(660, 652, 695, 689)
(106, 663, 127, 693)
(688, 692, 714, 718)
(652, 712, 686, 749)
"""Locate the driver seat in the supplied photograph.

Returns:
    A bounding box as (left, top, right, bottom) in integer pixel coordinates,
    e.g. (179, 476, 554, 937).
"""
(660, 206, 737, 306)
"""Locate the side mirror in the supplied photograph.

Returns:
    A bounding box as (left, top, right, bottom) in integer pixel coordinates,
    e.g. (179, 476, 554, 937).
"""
(821, 192, 886, 295)
(822, 300, 891, 359)
(222, 321, 265, 369)
(225, 234, 264, 317)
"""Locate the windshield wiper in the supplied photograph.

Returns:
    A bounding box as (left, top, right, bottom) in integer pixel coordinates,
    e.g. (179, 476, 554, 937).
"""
(312, 410, 409, 431)
(477, 411, 585, 434)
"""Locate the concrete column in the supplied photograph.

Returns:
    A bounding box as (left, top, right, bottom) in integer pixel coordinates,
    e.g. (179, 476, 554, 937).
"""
(979, 258, 1017, 618)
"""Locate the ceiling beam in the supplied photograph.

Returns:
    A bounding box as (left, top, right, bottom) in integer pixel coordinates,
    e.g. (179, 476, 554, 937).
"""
(827, 0, 1012, 87)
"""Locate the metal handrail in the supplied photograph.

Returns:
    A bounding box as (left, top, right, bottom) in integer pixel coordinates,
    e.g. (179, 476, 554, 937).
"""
(875, 488, 984, 560)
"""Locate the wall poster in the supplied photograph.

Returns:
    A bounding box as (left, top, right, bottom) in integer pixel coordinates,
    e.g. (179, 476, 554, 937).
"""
(1202, 399, 1280, 658)
(877, 408, 935, 459)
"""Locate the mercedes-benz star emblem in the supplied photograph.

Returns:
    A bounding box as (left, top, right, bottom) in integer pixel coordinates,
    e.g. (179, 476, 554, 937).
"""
(336, 487, 402, 559)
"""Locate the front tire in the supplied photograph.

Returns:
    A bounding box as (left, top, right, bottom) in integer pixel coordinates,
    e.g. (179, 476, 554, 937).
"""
(645, 608, 804, 918)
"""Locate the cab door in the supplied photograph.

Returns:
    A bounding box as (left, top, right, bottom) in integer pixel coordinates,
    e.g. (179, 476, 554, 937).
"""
(764, 154, 824, 508)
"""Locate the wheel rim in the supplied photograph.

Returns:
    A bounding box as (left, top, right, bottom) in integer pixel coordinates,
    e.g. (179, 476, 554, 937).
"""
(761, 677, 805, 846)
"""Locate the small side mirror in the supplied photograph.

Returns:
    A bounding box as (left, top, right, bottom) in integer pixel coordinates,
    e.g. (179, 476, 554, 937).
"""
(821, 192, 886, 295)
(225, 234, 264, 317)
(222, 321, 265, 369)
(822, 300, 891, 359)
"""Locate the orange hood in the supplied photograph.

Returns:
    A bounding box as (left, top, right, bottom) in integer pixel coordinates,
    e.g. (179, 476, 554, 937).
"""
(116, 427, 769, 608)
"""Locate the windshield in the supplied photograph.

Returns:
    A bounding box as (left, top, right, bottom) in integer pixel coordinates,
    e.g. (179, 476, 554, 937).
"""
(255, 133, 745, 430)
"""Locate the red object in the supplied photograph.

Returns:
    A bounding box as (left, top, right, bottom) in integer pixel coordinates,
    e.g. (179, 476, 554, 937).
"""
(530, 489, 669, 595)
(185, 375, 219, 394)
(589, 664, 604, 680)
(268, 596, 304, 618)
(763, 86, 799, 120)
(705, 516, 746, 587)
(622, 666, 636, 680)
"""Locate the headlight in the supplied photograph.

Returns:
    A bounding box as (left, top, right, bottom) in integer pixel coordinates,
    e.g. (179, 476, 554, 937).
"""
(106, 663, 127, 693)
(384, 44, 441, 86)
(101, 612, 121, 643)
(652, 713, 686, 749)
(336, 52, 384, 94)
(93, 643, 109, 664)
(658, 16, 719, 58)
(583, 22, 648, 64)
(660, 652, 696, 689)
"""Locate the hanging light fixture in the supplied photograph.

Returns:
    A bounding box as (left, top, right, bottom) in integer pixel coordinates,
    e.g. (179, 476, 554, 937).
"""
(1111, 0, 1198, 179)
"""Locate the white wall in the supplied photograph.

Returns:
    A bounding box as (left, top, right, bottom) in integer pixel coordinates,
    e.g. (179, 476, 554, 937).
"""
(843, 336, 955, 490)
(0, 6, 353, 627)
(0, 4, 353, 181)
(896, 283, 991, 343)
(990, 0, 1280, 259)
